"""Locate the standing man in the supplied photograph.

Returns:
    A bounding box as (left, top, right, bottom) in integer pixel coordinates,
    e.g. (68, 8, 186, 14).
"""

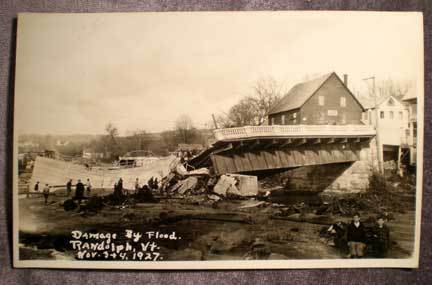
(66, 179, 72, 197)
(75, 179, 85, 206)
(117, 178, 124, 194)
(346, 213, 367, 258)
(86, 178, 92, 196)
(43, 184, 50, 205)
(135, 178, 140, 194)
(372, 215, 391, 258)
(34, 181, 40, 192)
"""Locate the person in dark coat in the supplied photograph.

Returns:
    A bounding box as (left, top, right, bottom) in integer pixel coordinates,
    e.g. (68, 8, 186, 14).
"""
(117, 178, 123, 191)
(75, 179, 85, 206)
(372, 216, 391, 258)
(346, 213, 367, 258)
(66, 179, 72, 196)
(148, 177, 154, 190)
(34, 181, 40, 192)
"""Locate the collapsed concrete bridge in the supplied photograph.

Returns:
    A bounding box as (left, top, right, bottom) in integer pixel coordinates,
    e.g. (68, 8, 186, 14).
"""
(190, 124, 377, 176)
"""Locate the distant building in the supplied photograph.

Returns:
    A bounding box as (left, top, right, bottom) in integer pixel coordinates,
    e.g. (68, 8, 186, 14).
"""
(82, 149, 106, 160)
(268, 72, 364, 125)
(118, 150, 159, 167)
(402, 90, 417, 166)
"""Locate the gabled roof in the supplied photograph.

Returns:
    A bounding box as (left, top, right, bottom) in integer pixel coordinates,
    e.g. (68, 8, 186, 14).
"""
(358, 95, 403, 110)
(269, 72, 365, 115)
(269, 73, 333, 115)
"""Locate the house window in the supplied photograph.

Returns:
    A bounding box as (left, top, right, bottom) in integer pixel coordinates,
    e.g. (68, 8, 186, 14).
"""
(281, 115, 285, 125)
(293, 112, 297, 119)
(399, 111, 403, 120)
(271, 117, 275, 125)
(340, 97, 346, 107)
(318, 96, 325, 106)
(380, 111, 385, 119)
(390, 111, 394, 119)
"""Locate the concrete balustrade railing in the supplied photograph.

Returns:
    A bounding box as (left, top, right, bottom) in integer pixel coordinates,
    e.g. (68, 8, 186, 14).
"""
(213, 124, 376, 141)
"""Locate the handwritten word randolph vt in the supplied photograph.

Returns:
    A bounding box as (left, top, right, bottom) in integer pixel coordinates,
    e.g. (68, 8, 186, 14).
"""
(69, 230, 181, 261)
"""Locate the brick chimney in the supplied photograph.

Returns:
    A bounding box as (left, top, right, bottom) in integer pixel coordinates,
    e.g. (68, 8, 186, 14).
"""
(343, 74, 348, 87)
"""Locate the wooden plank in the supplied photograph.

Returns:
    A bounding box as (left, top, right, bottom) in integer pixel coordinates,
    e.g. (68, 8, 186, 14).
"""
(270, 149, 283, 168)
(232, 153, 245, 172)
(238, 152, 253, 172)
(210, 154, 223, 175)
(245, 152, 257, 171)
(224, 154, 238, 173)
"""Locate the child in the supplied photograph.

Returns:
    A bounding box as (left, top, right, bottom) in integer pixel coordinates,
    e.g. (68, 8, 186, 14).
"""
(372, 215, 390, 258)
(346, 213, 366, 258)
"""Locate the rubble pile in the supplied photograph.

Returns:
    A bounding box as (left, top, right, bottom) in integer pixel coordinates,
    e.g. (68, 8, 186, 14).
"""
(159, 160, 259, 200)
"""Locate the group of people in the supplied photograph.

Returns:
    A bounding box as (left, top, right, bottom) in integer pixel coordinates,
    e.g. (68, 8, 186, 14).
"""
(136, 177, 159, 192)
(33, 178, 92, 206)
(328, 213, 391, 258)
(110, 177, 159, 204)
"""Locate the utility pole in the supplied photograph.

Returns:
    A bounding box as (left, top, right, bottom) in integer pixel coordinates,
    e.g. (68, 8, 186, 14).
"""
(363, 76, 383, 174)
(212, 114, 219, 129)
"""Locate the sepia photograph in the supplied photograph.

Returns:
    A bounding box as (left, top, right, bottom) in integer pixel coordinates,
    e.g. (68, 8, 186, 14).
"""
(13, 11, 423, 269)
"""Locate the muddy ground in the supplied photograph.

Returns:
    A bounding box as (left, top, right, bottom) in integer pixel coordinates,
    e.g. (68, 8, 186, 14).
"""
(18, 186, 415, 261)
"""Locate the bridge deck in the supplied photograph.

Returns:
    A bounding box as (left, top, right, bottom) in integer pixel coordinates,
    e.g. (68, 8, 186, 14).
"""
(190, 125, 375, 174)
(214, 124, 376, 142)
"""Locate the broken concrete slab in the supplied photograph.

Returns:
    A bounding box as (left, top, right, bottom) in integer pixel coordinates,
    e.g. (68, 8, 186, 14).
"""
(185, 168, 210, 176)
(213, 175, 237, 196)
(226, 174, 258, 196)
(226, 184, 241, 197)
(177, 177, 199, 195)
(212, 174, 258, 197)
(175, 163, 188, 176)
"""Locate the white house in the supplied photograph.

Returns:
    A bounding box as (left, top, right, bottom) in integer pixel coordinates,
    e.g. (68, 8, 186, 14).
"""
(359, 95, 409, 164)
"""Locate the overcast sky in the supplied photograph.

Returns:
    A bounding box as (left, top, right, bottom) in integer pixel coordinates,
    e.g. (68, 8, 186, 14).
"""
(15, 11, 423, 135)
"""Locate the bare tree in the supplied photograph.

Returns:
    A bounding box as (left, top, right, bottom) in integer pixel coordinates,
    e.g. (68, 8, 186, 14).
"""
(130, 129, 148, 150)
(228, 97, 258, 126)
(175, 114, 195, 144)
(103, 122, 120, 158)
(248, 77, 285, 125)
(375, 79, 412, 100)
(220, 77, 286, 127)
(105, 123, 119, 139)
